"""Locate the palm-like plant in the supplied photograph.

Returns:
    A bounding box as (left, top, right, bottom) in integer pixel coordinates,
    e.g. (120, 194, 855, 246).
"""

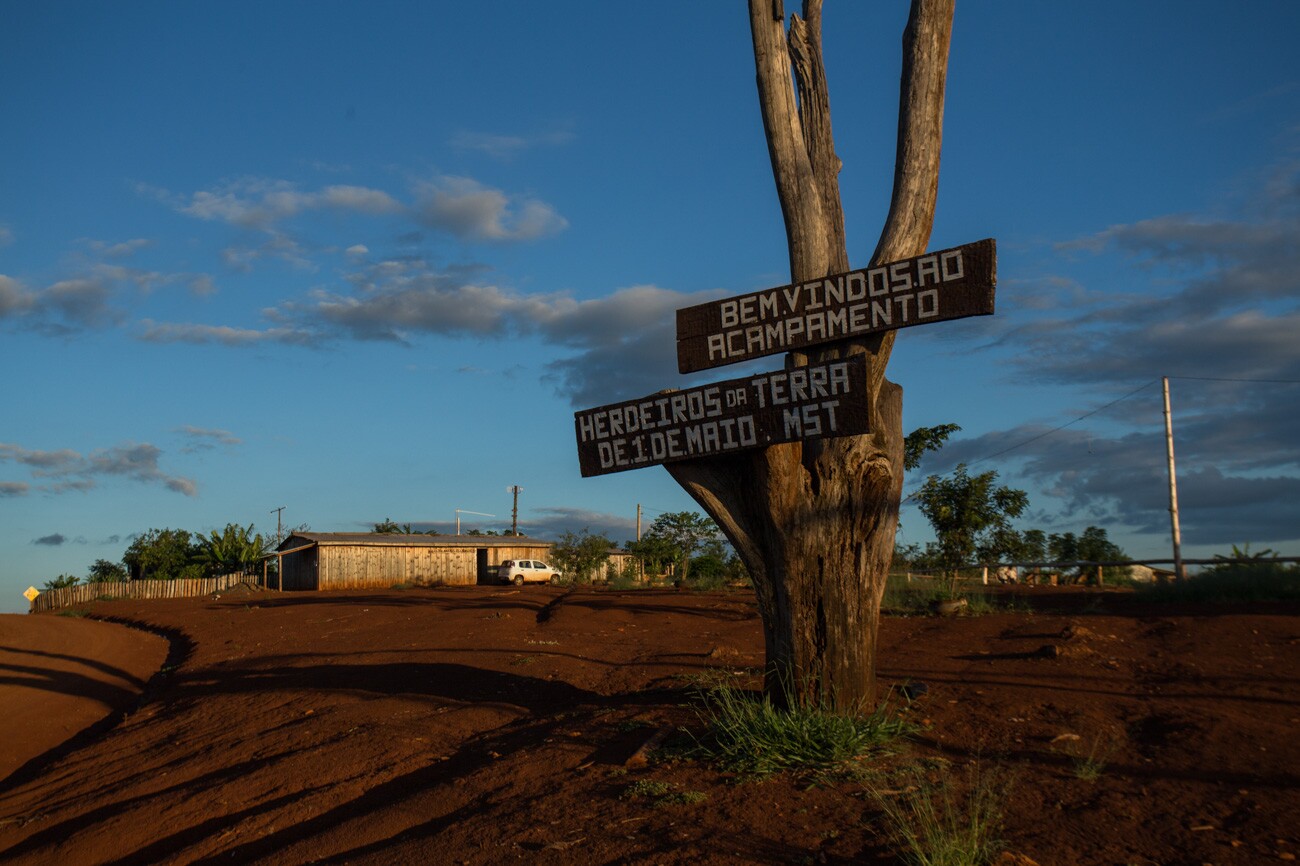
(195, 522, 266, 576)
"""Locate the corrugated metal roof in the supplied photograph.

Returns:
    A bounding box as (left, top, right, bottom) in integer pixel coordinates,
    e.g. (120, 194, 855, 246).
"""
(278, 532, 554, 550)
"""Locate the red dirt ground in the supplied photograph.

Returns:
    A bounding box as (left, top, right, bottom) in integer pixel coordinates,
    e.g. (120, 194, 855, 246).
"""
(0, 585, 1296, 865)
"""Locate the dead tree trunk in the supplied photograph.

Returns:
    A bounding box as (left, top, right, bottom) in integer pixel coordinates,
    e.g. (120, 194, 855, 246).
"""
(667, 0, 954, 712)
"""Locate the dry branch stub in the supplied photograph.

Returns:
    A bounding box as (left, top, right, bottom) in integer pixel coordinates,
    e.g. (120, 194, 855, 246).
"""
(574, 355, 869, 477)
(676, 238, 995, 374)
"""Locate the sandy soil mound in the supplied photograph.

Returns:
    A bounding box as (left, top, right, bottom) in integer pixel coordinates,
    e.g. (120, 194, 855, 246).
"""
(0, 586, 1295, 865)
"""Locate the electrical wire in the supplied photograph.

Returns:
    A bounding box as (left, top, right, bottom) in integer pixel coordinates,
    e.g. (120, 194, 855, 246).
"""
(964, 379, 1159, 470)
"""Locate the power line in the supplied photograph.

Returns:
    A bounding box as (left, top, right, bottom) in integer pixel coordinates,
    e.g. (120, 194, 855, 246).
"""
(901, 371, 1297, 504)
(1167, 375, 1300, 384)
(964, 379, 1159, 470)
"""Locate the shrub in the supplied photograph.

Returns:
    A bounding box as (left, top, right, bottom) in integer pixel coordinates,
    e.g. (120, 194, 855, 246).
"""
(1136, 556, 1299, 604)
(43, 574, 80, 590)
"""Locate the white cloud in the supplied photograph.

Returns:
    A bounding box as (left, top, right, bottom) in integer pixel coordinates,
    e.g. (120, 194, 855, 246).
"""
(86, 238, 152, 258)
(177, 426, 242, 452)
(0, 440, 196, 497)
(345, 244, 369, 257)
(189, 274, 217, 296)
(413, 176, 568, 241)
(42, 278, 120, 327)
(0, 481, 29, 497)
(0, 275, 36, 318)
(450, 128, 575, 160)
(221, 231, 316, 272)
(137, 319, 321, 347)
(177, 178, 402, 229)
(0, 225, 15, 247)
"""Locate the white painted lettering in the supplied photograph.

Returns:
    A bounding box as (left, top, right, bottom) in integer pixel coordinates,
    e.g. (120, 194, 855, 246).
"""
(872, 299, 891, 327)
(890, 261, 913, 292)
(720, 300, 739, 328)
(782, 407, 801, 438)
(829, 362, 849, 393)
(941, 249, 964, 281)
(916, 254, 940, 287)
(918, 289, 940, 318)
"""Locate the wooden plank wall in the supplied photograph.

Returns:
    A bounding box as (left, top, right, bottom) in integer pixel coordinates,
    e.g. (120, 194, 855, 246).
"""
(317, 545, 479, 589)
(29, 573, 248, 612)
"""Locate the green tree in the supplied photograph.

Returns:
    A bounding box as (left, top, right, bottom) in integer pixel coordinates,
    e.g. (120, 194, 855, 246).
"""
(903, 423, 962, 471)
(44, 574, 80, 590)
(625, 534, 678, 580)
(1052, 525, 1127, 583)
(123, 528, 202, 580)
(915, 464, 1029, 585)
(639, 511, 721, 584)
(373, 518, 413, 534)
(551, 529, 613, 584)
(86, 559, 128, 583)
(195, 523, 266, 576)
(1017, 529, 1048, 563)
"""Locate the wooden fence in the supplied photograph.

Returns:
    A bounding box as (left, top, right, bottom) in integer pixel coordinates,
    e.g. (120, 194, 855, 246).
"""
(28, 572, 250, 613)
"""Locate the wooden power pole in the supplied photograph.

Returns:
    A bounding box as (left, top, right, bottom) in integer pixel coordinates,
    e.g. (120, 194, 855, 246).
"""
(1162, 377, 1186, 581)
(507, 485, 523, 536)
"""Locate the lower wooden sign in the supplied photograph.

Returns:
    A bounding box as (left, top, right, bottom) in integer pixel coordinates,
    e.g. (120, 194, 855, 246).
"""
(574, 356, 870, 477)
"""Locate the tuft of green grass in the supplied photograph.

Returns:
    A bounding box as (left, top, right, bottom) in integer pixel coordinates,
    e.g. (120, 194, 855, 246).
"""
(689, 680, 914, 777)
(1067, 734, 1115, 782)
(620, 779, 708, 807)
(57, 608, 90, 618)
(608, 573, 640, 590)
(665, 789, 709, 805)
(883, 576, 1027, 617)
(1136, 560, 1299, 604)
(869, 763, 1007, 866)
(621, 779, 672, 800)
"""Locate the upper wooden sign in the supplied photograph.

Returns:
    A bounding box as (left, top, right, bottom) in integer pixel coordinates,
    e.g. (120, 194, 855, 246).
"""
(574, 356, 869, 477)
(676, 238, 996, 374)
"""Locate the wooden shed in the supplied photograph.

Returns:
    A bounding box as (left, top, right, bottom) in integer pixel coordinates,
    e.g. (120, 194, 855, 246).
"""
(276, 533, 556, 591)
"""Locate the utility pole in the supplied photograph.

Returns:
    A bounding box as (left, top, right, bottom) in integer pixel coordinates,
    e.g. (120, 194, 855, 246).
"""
(636, 503, 644, 581)
(271, 506, 285, 545)
(506, 486, 523, 535)
(1162, 377, 1185, 581)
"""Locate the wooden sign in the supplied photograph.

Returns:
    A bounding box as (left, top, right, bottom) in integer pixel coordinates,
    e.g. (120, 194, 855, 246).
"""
(676, 238, 996, 373)
(575, 356, 870, 477)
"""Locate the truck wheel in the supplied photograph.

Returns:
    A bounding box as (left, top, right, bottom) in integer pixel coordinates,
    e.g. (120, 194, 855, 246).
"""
(512, 574, 524, 586)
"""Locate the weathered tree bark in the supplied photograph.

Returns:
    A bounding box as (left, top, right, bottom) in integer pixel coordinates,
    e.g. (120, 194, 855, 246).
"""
(666, 0, 954, 712)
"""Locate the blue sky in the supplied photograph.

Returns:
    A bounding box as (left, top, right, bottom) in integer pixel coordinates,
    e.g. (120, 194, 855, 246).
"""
(3, 2, 1298, 610)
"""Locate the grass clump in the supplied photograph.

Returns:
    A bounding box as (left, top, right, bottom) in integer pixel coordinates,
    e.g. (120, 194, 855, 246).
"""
(882, 575, 1026, 616)
(690, 679, 914, 777)
(1063, 734, 1116, 782)
(870, 763, 1007, 866)
(621, 779, 708, 807)
(1136, 556, 1299, 604)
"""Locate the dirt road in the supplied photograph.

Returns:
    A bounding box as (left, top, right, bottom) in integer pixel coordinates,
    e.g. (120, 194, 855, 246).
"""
(0, 585, 1296, 864)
